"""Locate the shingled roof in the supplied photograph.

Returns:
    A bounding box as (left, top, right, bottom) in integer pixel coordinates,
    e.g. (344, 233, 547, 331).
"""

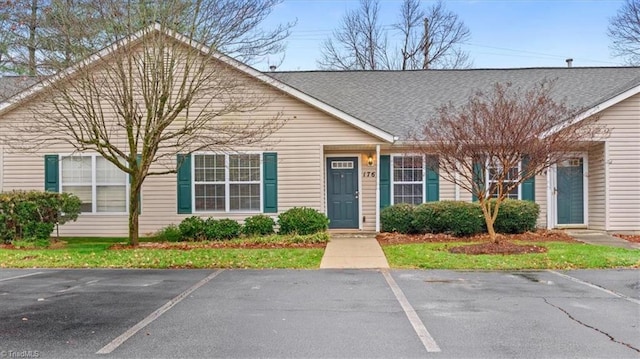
(269, 67, 640, 139)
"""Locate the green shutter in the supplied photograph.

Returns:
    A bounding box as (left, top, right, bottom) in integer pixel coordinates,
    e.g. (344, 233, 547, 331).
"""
(472, 160, 483, 202)
(263, 152, 278, 213)
(521, 156, 535, 201)
(379, 155, 391, 209)
(44, 155, 59, 192)
(176, 154, 192, 214)
(425, 156, 439, 202)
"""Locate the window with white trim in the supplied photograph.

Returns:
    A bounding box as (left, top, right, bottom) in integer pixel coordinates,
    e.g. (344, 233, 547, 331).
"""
(487, 160, 520, 199)
(194, 153, 261, 212)
(60, 155, 128, 213)
(392, 155, 423, 205)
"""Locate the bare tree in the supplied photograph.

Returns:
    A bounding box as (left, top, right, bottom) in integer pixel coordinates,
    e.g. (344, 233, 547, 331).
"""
(608, 0, 640, 65)
(318, 0, 390, 70)
(318, 0, 471, 70)
(415, 82, 606, 242)
(2, 0, 292, 245)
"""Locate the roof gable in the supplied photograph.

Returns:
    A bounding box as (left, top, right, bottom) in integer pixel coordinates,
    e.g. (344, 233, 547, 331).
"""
(0, 24, 396, 143)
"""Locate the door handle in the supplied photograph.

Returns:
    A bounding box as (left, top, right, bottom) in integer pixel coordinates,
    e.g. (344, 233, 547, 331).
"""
(354, 191, 359, 199)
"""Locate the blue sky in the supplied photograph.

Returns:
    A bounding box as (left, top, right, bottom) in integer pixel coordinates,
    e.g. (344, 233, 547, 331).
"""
(256, 0, 627, 71)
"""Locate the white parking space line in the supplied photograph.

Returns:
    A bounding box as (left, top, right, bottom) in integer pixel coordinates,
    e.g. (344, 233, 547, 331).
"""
(381, 269, 441, 353)
(96, 269, 224, 355)
(0, 271, 45, 282)
(548, 270, 640, 305)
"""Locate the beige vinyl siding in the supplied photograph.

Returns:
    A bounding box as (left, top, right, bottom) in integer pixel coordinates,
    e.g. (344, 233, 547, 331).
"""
(0, 57, 384, 236)
(597, 93, 640, 231)
(588, 143, 606, 230)
(440, 178, 456, 200)
(534, 173, 547, 228)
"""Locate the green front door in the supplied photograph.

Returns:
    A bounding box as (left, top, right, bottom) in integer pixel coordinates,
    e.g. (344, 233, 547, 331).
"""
(557, 158, 584, 225)
(327, 157, 359, 229)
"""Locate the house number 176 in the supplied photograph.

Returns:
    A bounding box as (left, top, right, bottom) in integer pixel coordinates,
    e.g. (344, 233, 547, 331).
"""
(363, 171, 376, 178)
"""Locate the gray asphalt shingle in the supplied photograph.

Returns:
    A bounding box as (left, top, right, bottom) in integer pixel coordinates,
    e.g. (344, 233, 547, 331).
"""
(270, 67, 640, 139)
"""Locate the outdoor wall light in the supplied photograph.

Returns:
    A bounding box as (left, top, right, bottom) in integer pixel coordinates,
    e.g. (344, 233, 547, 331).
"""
(367, 154, 374, 167)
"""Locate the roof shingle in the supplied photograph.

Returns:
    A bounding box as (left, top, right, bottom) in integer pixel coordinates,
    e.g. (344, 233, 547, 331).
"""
(270, 67, 640, 139)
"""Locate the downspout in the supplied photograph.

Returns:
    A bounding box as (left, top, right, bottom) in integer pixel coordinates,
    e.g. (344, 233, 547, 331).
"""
(375, 144, 381, 232)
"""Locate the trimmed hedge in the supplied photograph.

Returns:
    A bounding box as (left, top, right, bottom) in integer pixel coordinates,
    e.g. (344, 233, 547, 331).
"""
(243, 214, 276, 236)
(492, 199, 540, 234)
(204, 218, 242, 241)
(413, 201, 484, 236)
(381, 203, 416, 234)
(178, 216, 206, 240)
(278, 207, 329, 235)
(383, 199, 538, 237)
(0, 190, 81, 243)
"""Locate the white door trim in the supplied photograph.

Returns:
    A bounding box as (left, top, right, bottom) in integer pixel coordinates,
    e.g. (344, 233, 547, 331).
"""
(324, 154, 362, 230)
(551, 153, 589, 228)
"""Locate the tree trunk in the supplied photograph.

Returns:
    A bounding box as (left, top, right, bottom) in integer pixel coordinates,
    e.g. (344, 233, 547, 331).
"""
(128, 179, 140, 246)
(480, 202, 499, 244)
(28, 0, 38, 75)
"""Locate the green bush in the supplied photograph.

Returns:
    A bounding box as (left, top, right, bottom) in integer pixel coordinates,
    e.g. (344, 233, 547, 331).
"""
(411, 203, 437, 234)
(154, 224, 184, 242)
(204, 218, 242, 241)
(243, 214, 276, 236)
(492, 199, 540, 234)
(278, 207, 329, 235)
(0, 190, 81, 244)
(410, 201, 484, 237)
(178, 216, 206, 240)
(381, 203, 416, 234)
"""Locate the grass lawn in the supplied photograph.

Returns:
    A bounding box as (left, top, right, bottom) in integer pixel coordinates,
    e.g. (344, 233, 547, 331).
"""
(0, 237, 324, 269)
(383, 241, 640, 269)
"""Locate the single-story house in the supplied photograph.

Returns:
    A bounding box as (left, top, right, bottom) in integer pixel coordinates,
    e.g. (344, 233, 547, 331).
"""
(0, 26, 639, 236)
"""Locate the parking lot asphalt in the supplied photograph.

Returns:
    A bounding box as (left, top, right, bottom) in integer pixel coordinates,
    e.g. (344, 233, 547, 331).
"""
(0, 268, 638, 359)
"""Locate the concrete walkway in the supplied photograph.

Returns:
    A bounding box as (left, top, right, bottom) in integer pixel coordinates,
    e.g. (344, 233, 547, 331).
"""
(320, 233, 389, 269)
(565, 230, 640, 250)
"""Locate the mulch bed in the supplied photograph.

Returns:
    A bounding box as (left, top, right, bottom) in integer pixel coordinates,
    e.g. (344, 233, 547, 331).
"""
(448, 242, 547, 255)
(613, 234, 640, 244)
(109, 241, 327, 250)
(376, 229, 578, 255)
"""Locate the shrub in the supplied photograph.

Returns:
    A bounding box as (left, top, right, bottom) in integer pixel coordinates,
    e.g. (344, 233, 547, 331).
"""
(204, 218, 242, 241)
(242, 214, 276, 236)
(411, 203, 437, 234)
(154, 224, 184, 242)
(178, 216, 206, 240)
(0, 190, 81, 244)
(381, 203, 416, 234)
(411, 201, 484, 236)
(492, 199, 540, 234)
(278, 207, 329, 235)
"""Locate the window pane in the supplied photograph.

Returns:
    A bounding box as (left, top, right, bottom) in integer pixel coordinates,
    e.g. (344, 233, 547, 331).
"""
(230, 183, 260, 211)
(230, 154, 260, 182)
(61, 157, 91, 183)
(194, 184, 225, 211)
(194, 154, 225, 182)
(96, 185, 127, 212)
(62, 185, 92, 212)
(393, 156, 423, 182)
(96, 157, 126, 183)
(393, 184, 422, 205)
